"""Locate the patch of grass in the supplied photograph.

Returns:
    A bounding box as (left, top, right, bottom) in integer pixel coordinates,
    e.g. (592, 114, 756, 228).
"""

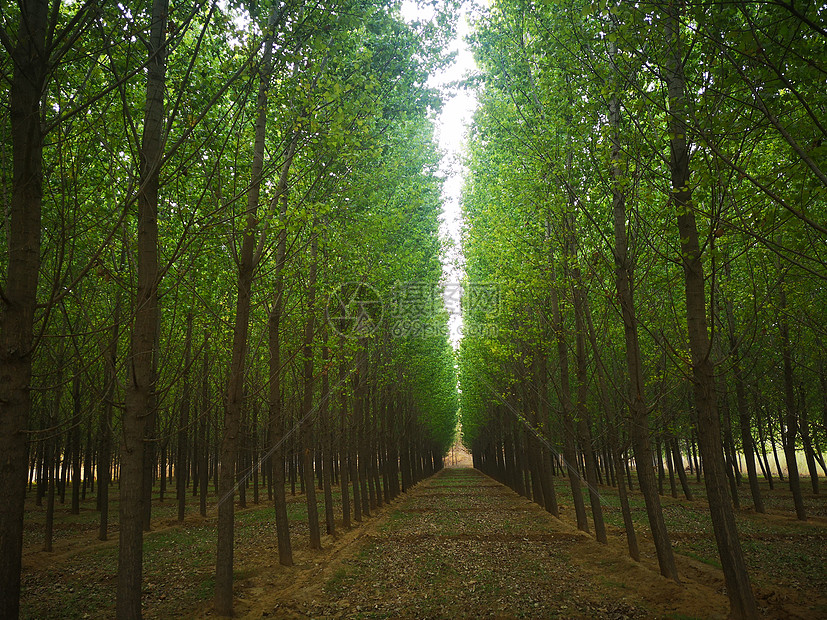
(324, 567, 355, 596)
(682, 550, 722, 569)
(196, 576, 215, 600)
(357, 539, 379, 560)
(287, 502, 309, 520)
(237, 505, 278, 524)
(470, 568, 497, 594)
(598, 575, 627, 589)
(379, 509, 414, 532)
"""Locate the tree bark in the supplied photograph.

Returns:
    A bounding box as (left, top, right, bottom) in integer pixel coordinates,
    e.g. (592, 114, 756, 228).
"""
(44, 362, 63, 554)
(356, 343, 371, 518)
(754, 402, 774, 489)
(98, 287, 120, 541)
(321, 329, 336, 536)
(546, 226, 589, 533)
(671, 437, 693, 500)
(215, 7, 281, 613)
(340, 337, 352, 529)
(267, 136, 299, 566)
(199, 342, 210, 517)
(70, 373, 82, 515)
(799, 393, 819, 494)
(583, 289, 640, 560)
(662, 3, 757, 614)
(117, 0, 168, 616)
(177, 314, 193, 522)
(607, 45, 677, 579)
(571, 259, 607, 543)
(720, 254, 763, 510)
(301, 231, 322, 550)
(717, 374, 741, 508)
(777, 283, 807, 519)
(0, 2, 48, 615)
(724, 296, 764, 510)
(44, 440, 56, 553)
(535, 349, 559, 517)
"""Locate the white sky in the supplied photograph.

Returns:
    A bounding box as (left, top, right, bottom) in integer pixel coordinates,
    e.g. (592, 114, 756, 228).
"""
(402, 1, 479, 347)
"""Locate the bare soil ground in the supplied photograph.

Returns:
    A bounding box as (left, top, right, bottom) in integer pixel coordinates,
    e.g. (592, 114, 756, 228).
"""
(233, 471, 683, 618)
(19, 453, 827, 619)
(225, 455, 826, 619)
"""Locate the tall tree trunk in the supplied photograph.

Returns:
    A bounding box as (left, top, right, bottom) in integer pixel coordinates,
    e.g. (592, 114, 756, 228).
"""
(142, 408, 157, 530)
(117, 1, 168, 616)
(356, 344, 371, 518)
(177, 314, 193, 521)
(753, 402, 774, 489)
(535, 349, 559, 517)
(58, 427, 69, 504)
(717, 376, 741, 509)
(583, 292, 640, 560)
(82, 424, 93, 500)
(98, 292, 120, 540)
(301, 231, 322, 550)
(722, 260, 763, 511)
(215, 7, 280, 613)
(662, 3, 756, 614)
(351, 342, 368, 517)
(671, 437, 693, 500)
(340, 338, 352, 529)
(665, 435, 677, 499)
(44, 363, 63, 553)
(571, 257, 607, 543)
(267, 133, 299, 567)
(520, 361, 542, 507)
(158, 439, 167, 503)
(656, 438, 665, 496)
(351, 441, 363, 522)
(614, 431, 640, 562)
(43, 439, 56, 553)
(818, 360, 827, 440)
(798, 387, 819, 494)
(252, 413, 260, 504)
(321, 329, 336, 536)
(199, 342, 210, 518)
(522, 374, 544, 507)
(546, 226, 589, 533)
(70, 373, 82, 515)
(778, 283, 807, 519)
(0, 2, 48, 615)
(36, 428, 45, 507)
(607, 46, 677, 579)
(237, 404, 247, 510)
(269, 295, 291, 561)
(769, 408, 785, 482)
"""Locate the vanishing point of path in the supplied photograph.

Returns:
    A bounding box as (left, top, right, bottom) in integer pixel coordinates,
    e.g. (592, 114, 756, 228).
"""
(232, 461, 734, 619)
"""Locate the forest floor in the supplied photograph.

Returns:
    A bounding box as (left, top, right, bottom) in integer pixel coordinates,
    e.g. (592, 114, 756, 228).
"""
(19, 454, 827, 619)
(227, 454, 826, 620)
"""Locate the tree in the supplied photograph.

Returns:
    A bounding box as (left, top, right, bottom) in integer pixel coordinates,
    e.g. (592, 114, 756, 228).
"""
(117, 1, 168, 616)
(659, 1, 757, 614)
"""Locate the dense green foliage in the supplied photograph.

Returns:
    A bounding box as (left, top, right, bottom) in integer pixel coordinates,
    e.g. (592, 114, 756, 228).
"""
(460, 0, 825, 471)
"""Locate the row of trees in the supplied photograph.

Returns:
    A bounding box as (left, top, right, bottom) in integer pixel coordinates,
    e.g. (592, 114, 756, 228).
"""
(1, 1, 459, 618)
(459, 0, 825, 618)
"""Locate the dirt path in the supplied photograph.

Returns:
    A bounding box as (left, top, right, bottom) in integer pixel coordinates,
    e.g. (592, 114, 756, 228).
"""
(232, 465, 735, 619)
